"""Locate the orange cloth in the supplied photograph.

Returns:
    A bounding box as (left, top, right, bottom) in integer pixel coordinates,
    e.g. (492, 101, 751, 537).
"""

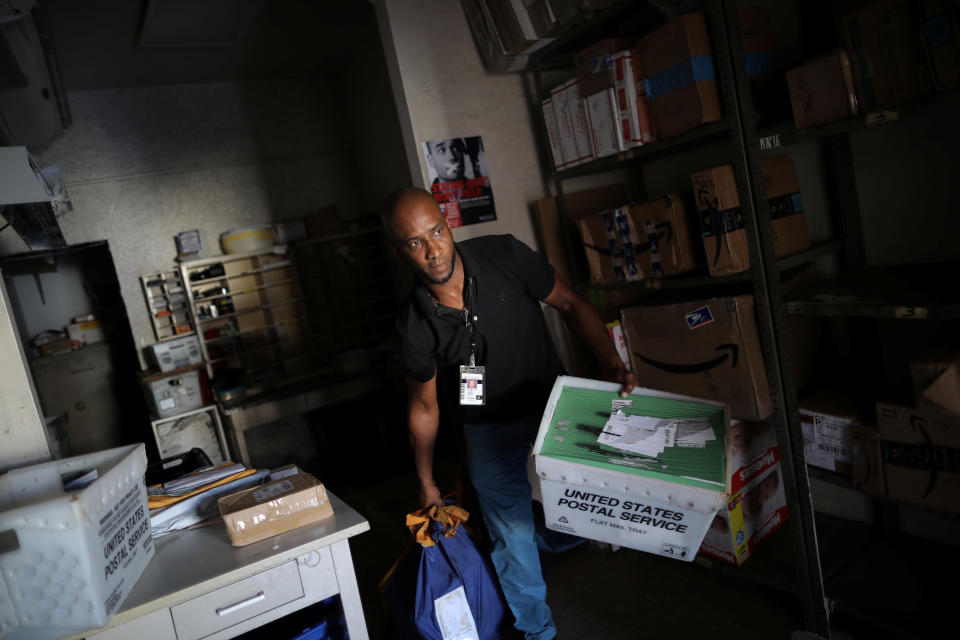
(405, 504, 470, 547)
(148, 469, 257, 510)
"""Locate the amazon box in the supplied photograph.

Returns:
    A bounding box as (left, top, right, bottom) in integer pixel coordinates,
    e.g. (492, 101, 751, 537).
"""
(577, 194, 700, 284)
(621, 294, 772, 420)
(876, 403, 960, 513)
(634, 13, 722, 139)
(691, 154, 809, 275)
(625, 195, 701, 278)
(842, 0, 928, 110)
(700, 421, 788, 565)
(799, 391, 857, 476)
(786, 50, 859, 129)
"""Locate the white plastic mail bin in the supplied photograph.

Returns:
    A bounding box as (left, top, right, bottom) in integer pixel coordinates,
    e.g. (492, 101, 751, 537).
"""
(0, 444, 154, 640)
(532, 376, 731, 561)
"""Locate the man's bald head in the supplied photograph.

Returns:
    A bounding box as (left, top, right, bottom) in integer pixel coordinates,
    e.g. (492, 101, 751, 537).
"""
(381, 187, 441, 243)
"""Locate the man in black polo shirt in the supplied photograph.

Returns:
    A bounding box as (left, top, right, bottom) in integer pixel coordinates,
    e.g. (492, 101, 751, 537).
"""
(384, 187, 635, 640)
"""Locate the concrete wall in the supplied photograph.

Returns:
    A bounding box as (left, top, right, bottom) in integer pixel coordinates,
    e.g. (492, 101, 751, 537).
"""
(0, 77, 363, 365)
(374, 0, 547, 249)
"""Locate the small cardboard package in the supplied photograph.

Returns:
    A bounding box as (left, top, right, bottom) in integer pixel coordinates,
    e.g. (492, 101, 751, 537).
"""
(533, 376, 730, 561)
(875, 403, 960, 513)
(799, 391, 857, 475)
(699, 421, 788, 565)
(621, 294, 772, 420)
(218, 472, 334, 546)
(691, 153, 809, 275)
(634, 13, 721, 139)
(842, 0, 928, 110)
(786, 50, 859, 129)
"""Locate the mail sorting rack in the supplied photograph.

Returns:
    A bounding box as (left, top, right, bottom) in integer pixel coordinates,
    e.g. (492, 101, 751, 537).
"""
(149, 404, 230, 465)
(179, 249, 311, 394)
(141, 269, 195, 342)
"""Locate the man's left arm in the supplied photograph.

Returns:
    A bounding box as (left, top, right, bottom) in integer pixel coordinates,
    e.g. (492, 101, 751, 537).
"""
(543, 276, 637, 397)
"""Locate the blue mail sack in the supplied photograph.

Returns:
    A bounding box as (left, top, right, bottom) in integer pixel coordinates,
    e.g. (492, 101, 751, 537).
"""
(381, 505, 508, 639)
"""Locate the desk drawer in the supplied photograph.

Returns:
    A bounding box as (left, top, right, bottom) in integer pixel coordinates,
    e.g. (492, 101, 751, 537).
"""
(170, 560, 303, 640)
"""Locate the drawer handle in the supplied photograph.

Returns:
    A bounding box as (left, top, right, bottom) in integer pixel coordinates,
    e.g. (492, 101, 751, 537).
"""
(216, 591, 266, 617)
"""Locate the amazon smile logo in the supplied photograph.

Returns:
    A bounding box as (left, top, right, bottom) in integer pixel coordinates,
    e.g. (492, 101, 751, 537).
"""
(633, 343, 740, 374)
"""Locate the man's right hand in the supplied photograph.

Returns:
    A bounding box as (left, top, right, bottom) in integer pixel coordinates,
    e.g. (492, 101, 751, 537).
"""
(419, 480, 445, 508)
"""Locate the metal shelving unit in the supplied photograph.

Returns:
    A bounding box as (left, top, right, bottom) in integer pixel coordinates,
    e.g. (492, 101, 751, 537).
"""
(518, 1, 960, 638)
(524, 0, 832, 635)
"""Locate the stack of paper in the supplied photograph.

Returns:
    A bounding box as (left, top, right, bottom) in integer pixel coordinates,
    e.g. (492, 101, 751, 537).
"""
(148, 462, 268, 538)
(538, 386, 726, 490)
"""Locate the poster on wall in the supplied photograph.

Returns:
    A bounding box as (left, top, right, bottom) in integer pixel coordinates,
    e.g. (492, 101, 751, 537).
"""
(422, 136, 497, 228)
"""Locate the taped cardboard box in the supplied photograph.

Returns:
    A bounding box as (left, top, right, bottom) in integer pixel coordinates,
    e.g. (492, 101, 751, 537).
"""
(621, 294, 772, 420)
(700, 421, 788, 565)
(533, 376, 730, 561)
(876, 403, 960, 513)
(67, 319, 105, 348)
(584, 87, 621, 158)
(577, 194, 700, 284)
(786, 50, 859, 129)
(0, 444, 154, 640)
(842, 0, 929, 110)
(218, 472, 334, 546)
(634, 13, 721, 139)
(799, 391, 858, 475)
(691, 153, 809, 275)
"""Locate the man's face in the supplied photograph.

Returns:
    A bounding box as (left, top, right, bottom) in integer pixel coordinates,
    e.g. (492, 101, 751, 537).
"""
(389, 195, 457, 285)
(428, 140, 465, 181)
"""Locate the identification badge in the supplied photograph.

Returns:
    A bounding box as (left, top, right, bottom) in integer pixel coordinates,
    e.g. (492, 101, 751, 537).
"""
(459, 365, 486, 406)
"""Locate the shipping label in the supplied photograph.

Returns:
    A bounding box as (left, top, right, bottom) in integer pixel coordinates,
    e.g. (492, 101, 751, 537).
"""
(98, 482, 154, 615)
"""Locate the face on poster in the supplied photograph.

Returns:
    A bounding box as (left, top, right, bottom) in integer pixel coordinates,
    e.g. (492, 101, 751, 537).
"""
(422, 136, 497, 228)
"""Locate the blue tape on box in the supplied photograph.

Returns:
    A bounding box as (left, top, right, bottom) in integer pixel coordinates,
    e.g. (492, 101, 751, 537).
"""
(644, 56, 715, 100)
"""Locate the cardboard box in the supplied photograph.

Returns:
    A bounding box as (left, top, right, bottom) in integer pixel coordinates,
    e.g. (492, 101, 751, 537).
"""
(700, 421, 788, 565)
(621, 294, 772, 420)
(35, 332, 73, 356)
(921, 0, 960, 90)
(533, 377, 730, 561)
(569, 82, 596, 165)
(577, 194, 700, 284)
(786, 50, 859, 129)
(541, 97, 566, 169)
(908, 352, 959, 411)
(66, 319, 105, 348)
(550, 78, 591, 168)
(851, 424, 885, 494)
(612, 50, 642, 149)
(921, 364, 960, 416)
(876, 403, 960, 513)
(626, 194, 701, 279)
(629, 47, 657, 144)
(575, 37, 633, 98)
(691, 154, 809, 275)
(635, 13, 722, 139)
(584, 88, 621, 158)
(843, 0, 928, 110)
(0, 444, 154, 639)
(799, 391, 857, 475)
(218, 472, 335, 546)
(144, 368, 204, 418)
(147, 334, 203, 372)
